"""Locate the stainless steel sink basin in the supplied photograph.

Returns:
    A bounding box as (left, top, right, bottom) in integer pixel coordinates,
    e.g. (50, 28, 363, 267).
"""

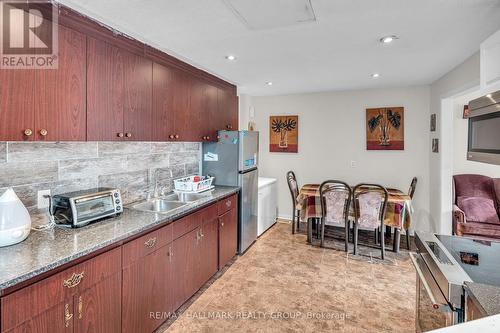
(162, 191, 213, 203)
(131, 199, 187, 214)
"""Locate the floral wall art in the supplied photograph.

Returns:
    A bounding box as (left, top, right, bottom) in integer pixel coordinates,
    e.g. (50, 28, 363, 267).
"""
(366, 107, 404, 150)
(269, 115, 298, 153)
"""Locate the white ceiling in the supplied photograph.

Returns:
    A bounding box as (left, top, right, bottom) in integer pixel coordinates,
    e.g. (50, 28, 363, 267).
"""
(57, 0, 500, 96)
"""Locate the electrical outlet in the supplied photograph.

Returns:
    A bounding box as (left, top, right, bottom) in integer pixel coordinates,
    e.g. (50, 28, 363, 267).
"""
(350, 160, 357, 168)
(37, 190, 51, 209)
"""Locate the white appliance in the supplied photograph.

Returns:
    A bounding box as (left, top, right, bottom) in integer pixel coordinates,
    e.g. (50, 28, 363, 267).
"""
(0, 188, 31, 247)
(258, 177, 277, 236)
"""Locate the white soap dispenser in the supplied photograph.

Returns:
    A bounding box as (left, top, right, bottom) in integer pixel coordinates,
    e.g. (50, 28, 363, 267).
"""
(0, 188, 31, 247)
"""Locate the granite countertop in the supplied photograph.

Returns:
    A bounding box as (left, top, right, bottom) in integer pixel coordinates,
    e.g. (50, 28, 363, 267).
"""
(465, 282, 500, 316)
(0, 186, 239, 293)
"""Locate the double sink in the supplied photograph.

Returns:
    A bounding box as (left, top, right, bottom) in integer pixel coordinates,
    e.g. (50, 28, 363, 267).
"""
(131, 191, 213, 214)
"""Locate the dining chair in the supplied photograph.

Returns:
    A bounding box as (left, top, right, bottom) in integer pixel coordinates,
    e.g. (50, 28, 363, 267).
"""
(286, 171, 301, 234)
(319, 180, 352, 251)
(405, 177, 418, 249)
(352, 184, 389, 259)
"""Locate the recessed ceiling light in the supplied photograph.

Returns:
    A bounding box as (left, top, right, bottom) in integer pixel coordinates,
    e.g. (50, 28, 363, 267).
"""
(266, 81, 273, 86)
(371, 73, 380, 78)
(380, 35, 398, 44)
(225, 55, 236, 61)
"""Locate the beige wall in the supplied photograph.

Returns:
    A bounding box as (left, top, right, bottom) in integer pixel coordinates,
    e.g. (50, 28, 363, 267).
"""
(429, 52, 481, 234)
(247, 86, 431, 232)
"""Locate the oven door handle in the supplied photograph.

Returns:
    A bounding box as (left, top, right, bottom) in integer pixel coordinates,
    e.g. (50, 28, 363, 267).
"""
(409, 252, 442, 310)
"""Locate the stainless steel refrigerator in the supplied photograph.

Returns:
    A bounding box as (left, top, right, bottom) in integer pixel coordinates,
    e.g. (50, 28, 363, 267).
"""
(202, 131, 259, 254)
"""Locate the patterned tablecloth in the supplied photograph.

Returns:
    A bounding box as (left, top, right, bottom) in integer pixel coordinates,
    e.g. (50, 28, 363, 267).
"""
(296, 184, 412, 230)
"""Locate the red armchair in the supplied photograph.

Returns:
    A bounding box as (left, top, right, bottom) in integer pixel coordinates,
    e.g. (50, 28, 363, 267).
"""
(453, 174, 500, 240)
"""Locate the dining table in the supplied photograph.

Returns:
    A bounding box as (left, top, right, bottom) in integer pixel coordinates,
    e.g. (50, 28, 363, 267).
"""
(296, 183, 412, 253)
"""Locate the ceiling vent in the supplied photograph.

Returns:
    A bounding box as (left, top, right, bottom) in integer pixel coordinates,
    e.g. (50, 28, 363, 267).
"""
(223, 0, 316, 30)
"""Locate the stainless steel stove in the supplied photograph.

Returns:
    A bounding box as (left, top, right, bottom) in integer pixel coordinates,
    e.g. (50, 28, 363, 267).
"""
(411, 232, 500, 332)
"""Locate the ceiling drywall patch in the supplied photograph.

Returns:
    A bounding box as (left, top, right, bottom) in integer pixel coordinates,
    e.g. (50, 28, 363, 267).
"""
(223, 0, 316, 30)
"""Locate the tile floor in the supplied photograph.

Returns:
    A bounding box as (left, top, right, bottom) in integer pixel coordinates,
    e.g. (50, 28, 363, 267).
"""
(160, 221, 416, 333)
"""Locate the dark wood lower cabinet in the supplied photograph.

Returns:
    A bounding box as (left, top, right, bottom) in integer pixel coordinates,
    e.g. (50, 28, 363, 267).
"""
(122, 245, 173, 333)
(1, 198, 238, 333)
(172, 227, 201, 310)
(74, 273, 121, 333)
(219, 207, 238, 269)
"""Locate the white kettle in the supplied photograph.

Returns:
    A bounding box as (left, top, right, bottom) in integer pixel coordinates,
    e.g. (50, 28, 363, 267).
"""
(0, 188, 31, 247)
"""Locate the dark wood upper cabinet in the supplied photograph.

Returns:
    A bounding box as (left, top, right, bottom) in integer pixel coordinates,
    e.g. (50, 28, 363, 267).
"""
(35, 25, 87, 141)
(170, 70, 192, 141)
(87, 37, 125, 141)
(152, 63, 175, 141)
(123, 52, 152, 141)
(217, 88, 239, 133)
(204, 84, 219, 141)
(87, 37, 152, 141)
(0, 69, 35, 141)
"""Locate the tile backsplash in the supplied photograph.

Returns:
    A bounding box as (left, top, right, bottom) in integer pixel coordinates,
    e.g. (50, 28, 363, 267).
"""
(0, 141, 201, 217)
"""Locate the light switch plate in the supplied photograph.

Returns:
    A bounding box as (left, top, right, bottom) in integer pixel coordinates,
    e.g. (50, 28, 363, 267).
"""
(37, 189, 51, 209)
(350, 160, 357, 168)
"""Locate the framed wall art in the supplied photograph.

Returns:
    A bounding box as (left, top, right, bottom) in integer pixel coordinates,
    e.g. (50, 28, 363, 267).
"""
(366, 107, 404, 150)
(269, 115, 298, 153)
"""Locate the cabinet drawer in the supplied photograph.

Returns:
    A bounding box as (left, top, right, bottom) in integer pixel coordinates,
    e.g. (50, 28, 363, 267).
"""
(173, 210, 202, 240)
(202, 203, 218, 223)
(1, 247, 121, 332)
(218, 194, 237, 215)
(122, 223, 173, 266)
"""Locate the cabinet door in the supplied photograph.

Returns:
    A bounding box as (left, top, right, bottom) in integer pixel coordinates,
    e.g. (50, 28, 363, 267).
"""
(217, 88, 239, 132)
(152, 63, 175, 141)
(219, 208, 238, 269)
(35, 25, 86, 141)
(170, 70, 191, 141)
(122, 245, 173, 333)
(0, 69, 34, 141)
(204, 84, 219, 141)
(123, 53, 152, 141)
(199, 217, 219, 286)
(2, 301, 73, 333)
(87, 37, 125, 141)
(74, 273, 121, 333)
(187, 78, 206, 142)
(172, 227, 200, 310)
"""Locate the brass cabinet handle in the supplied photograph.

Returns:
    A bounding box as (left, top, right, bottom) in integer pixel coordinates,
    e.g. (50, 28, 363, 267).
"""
(168, 246, 172, 262)
(24, 129, 33, 136)
(200, 228, 204, 238)
(65, 303, 73, 328)
(169, 134, 174, 139)
(39, 129, 48, 136)
(144, 237, 157, 248)
(78, 296, 83, 319)
(206, 136, 210, 140)
(63, 272, 84, 289)
(174, 134, 179, 139)
(117, 133, 124, 138)
(125, 132, 132, 138)
(226, 124, 233, 129)
(221, 222, 224, 227)
(226, 200, 231, 207)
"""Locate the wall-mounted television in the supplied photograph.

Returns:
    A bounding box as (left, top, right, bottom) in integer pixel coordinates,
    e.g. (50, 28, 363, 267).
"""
(467, 90, 500, 165)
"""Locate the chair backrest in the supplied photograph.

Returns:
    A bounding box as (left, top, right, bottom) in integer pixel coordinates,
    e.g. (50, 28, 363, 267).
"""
(286, 171, 299, 205)
(453, 174, 495, 204)
(319, 180, 352, 226)
(408, 177, 418, 199)
(352, 184, 389, 229)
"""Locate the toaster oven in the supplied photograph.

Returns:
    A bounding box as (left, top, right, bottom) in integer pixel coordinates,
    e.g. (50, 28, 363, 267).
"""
(50, 188, 123, 228)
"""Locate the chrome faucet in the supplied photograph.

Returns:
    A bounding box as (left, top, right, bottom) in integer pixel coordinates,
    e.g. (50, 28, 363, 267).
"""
(150, 168, 173, 199)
